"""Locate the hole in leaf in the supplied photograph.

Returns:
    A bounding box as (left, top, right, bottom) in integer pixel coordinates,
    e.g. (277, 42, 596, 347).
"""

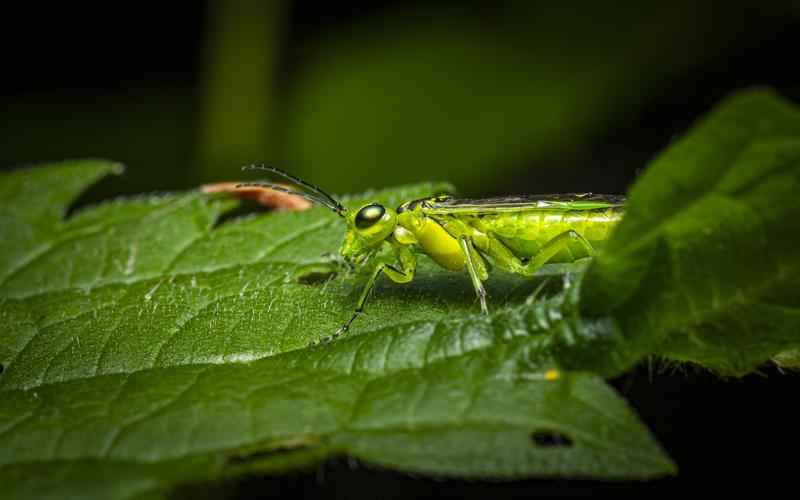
(225, 439, 320, 469)
(0, 363, 4, 375)
(295, 269, 338, 285)
(290, 262, 339, 285)
(531, 430, 574, 448)
(226, 446, 301, 466)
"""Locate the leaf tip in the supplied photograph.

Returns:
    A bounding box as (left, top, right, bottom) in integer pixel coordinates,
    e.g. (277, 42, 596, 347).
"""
(109, 161, 126, 176)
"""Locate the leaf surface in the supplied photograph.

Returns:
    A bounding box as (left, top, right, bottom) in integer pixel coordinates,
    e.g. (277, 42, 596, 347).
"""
(0, 161, 671, 500)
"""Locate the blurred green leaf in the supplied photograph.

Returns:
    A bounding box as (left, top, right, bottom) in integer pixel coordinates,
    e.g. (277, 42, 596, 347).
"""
(0, 161, 672, 500)
(284, 1, 762, 194)
(197, 0, 285, 182)
(773, 349, 800, 369)
(1, 2, 778, 197)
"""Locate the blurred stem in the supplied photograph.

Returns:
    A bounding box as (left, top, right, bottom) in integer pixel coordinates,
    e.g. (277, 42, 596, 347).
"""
(197, 0, 285, 182)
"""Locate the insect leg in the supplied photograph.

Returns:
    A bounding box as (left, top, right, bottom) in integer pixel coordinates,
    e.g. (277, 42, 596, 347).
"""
(458, 236, 489, 314)
(319, 246, 416, 344)
(473, 229, 593, 277)
(530, 230, 594, 270)
(327, 264, 385, 342)
(519, 230, 594, 275)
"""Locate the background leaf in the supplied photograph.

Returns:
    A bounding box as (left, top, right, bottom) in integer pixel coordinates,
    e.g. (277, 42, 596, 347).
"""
(2, 1, 781, 195)
(282, 2, 763, 194)
(571, 89, 800, 376)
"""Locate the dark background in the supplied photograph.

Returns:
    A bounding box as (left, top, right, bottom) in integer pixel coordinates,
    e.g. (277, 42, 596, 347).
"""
(2, 1, 798, 497)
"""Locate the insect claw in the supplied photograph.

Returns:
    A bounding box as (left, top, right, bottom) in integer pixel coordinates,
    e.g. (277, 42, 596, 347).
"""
(525, 278, 551, 305)
(312, 320, 352, 346)
(562, 273, 574, 290)
(312, 329, 342, 346)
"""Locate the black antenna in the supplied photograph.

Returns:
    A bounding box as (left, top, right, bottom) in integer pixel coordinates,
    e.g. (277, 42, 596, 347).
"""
(233, 181, 324, 207)
(242, 165, 346, 215)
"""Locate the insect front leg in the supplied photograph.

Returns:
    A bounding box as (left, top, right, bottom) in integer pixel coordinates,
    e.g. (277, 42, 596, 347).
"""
(318, 245, 416, 344)
(328, 264, 384, 342)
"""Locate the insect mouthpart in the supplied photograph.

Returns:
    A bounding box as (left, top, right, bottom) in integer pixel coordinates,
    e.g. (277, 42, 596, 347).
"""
(355, 252, 372, 266)
(344, 248, 376, 268)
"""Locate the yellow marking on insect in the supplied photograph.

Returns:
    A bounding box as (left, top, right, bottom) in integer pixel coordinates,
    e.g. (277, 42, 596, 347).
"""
(403, 215, 464, 271)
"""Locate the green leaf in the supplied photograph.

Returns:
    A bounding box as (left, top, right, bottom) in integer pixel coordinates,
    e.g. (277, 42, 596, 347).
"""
(773, 349, 800, 370)
(575, 89, 800, 376)
(0, 161, 672, 500)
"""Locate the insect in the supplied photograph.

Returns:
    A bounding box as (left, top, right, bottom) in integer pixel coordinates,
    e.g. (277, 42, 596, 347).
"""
(238, 165, 625, 342)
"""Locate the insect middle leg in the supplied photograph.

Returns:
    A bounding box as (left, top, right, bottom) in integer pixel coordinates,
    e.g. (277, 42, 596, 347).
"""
(458, 236, 489, 314)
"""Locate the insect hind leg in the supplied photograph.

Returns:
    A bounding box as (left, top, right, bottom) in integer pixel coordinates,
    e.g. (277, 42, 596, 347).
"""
(473, 229, 593, 278)
(518, 230, 594, 276)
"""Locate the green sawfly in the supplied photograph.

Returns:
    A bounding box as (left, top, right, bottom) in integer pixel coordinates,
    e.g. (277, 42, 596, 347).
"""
(238, 165, 624, 342)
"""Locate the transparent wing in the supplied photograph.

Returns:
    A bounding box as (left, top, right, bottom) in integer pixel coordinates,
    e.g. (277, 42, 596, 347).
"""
(419, 193, 625, 215)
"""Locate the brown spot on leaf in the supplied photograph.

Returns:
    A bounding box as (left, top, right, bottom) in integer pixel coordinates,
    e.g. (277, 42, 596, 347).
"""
(202, 182, 313, 211)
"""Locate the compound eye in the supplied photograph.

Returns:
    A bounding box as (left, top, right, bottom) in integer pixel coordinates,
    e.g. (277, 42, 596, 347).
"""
(355, 203, 385, 229)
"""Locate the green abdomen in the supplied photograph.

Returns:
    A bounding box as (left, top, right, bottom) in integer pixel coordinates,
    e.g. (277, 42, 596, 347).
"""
(469, 208, 623, 262)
